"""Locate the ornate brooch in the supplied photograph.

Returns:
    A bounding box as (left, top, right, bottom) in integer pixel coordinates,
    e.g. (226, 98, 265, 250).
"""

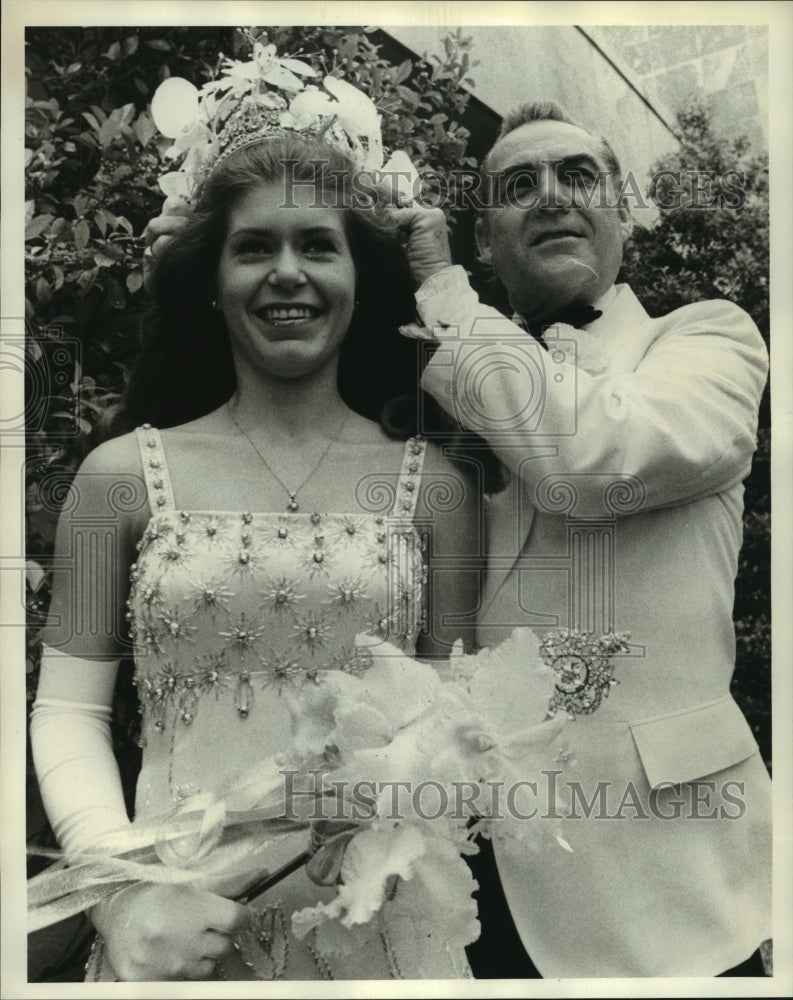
(540, 630, 631, 717)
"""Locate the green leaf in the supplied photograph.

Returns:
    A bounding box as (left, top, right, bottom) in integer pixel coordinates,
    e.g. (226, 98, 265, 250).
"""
(133, 112, 156, 148)
(73, 193, 91, 217)
(82, 111, 101, 133)
(35, 277, 51, 304)
(73, 219, 90, 251)
(395, 85, 421, 112)
(117, 103, 136, 129)
(97, 105, 134, 149)
(392, 59, 413, 86)
(105, 41, 121, 62)
(25, 214, 54, 240)
(77, 267, 98, 294)
(123, 35, 139, 57)
(126, 270, 144, 294)
(145, 39, 172, 52)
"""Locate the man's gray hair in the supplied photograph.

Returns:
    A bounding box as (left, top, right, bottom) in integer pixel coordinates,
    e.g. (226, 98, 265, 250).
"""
(483, 99, 623, 185)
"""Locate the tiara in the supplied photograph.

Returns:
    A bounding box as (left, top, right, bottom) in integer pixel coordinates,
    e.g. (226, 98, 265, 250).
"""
(151, 41, 418, 204)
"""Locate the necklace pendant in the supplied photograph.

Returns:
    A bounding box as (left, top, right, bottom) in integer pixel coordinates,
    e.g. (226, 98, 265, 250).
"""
(286, 494, 299, 513)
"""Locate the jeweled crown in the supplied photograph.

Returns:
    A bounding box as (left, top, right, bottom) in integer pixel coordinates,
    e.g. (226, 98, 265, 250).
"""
(150, 40, 416, 203)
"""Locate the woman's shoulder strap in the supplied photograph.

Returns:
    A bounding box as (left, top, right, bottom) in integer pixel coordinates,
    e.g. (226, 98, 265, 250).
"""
(134, 424, 175, 512)
(391, 436, 427, 520)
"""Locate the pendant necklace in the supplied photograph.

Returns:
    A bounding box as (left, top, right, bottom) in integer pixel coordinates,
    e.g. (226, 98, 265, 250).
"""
(226, 403, 350, 513)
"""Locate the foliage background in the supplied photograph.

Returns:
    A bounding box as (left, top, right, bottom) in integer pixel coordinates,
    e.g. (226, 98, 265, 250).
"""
(23, 25, 770, 981)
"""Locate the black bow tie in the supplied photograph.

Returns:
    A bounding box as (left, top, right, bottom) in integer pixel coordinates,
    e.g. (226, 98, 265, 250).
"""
(526, 303, 603, 343)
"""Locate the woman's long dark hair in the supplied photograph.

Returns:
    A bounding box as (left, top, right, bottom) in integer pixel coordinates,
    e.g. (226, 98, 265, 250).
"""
(118, 132, 507, 492)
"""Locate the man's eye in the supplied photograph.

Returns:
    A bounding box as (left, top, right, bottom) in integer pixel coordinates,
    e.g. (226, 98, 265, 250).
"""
(506, 172, 537, 195)
(561, 168, 597, 186)
(499, 172, 538, 207)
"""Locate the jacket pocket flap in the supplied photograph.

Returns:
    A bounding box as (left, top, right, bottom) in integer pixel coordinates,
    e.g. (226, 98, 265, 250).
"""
(630, 697, 759, 789)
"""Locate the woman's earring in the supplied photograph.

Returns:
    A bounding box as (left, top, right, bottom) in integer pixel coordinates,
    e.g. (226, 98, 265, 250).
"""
(211, 299, 218, 310)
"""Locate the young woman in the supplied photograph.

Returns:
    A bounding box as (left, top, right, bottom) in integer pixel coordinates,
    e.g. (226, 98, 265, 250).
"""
(31, 132, 481, 981)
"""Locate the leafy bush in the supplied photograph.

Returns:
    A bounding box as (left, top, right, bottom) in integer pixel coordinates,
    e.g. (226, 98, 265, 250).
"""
(620, 99, 771, 766)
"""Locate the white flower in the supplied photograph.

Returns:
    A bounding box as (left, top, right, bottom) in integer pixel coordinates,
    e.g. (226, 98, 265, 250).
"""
(292, 824, 425, 933)
(158, 171, 192, 200)
(464, 625, 557, 734)
(323, 76, 380, 137)
(292, 821, 479, 956)
(378, 150, 422, 206)
(255, 43, 316, 90)
(151, 77, 200, 139)
(288, 86, 331, 127)
(288, 77, 384, 170)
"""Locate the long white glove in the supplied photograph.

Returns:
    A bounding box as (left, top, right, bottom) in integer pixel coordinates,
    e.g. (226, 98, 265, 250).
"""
(30, 646, 131, 856)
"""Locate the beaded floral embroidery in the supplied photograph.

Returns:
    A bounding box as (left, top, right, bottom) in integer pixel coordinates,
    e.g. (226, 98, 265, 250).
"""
(129, 428, 427, 736)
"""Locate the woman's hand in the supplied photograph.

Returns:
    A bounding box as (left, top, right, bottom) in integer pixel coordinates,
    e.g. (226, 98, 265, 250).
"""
(91, 882, 250, 981)
(390, 206, 453, 288)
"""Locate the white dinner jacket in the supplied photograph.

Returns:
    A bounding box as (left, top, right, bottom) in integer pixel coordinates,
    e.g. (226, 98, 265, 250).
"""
(417, 269, 771, 977)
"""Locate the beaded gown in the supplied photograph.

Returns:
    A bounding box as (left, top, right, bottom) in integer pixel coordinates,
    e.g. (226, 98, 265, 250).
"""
(86, 426, 471, 981)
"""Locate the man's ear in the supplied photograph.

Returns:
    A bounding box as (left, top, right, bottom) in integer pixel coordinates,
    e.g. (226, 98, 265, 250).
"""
(618, 201, 633, 242)
(474, 215, 492, 263)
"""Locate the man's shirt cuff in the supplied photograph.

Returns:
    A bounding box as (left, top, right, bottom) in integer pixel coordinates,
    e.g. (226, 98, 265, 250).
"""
(416, 265, 479, 331)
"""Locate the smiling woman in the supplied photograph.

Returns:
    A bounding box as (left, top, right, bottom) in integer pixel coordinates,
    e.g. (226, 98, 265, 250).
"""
(216, 181, 357, 385)
(30, 124, 482, 980)
(130, 133, 420, 431)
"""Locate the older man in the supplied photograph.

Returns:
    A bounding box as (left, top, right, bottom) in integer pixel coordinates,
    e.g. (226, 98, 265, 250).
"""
(397, 101, 771, 978)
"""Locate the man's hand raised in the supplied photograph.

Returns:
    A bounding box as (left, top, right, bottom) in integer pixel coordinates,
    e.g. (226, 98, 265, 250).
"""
(390, 206, 453, 288)
(142, 195, 193, 291)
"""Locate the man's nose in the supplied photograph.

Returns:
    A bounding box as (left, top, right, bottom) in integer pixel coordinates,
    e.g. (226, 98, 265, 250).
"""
(536, 163, 573, 213)
(267, 246, 306, 287)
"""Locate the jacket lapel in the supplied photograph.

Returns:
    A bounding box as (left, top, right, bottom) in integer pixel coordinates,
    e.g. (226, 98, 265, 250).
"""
(479, 285, 653, 621)
(481, 475, 532, 617)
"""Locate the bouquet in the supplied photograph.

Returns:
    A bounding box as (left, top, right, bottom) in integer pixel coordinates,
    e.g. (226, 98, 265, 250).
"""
(28, 627, 629, 962)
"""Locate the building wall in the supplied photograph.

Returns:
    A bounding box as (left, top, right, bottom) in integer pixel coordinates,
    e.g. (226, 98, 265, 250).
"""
(388, 24, 680, 199)
(589, 25, 768, 151)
